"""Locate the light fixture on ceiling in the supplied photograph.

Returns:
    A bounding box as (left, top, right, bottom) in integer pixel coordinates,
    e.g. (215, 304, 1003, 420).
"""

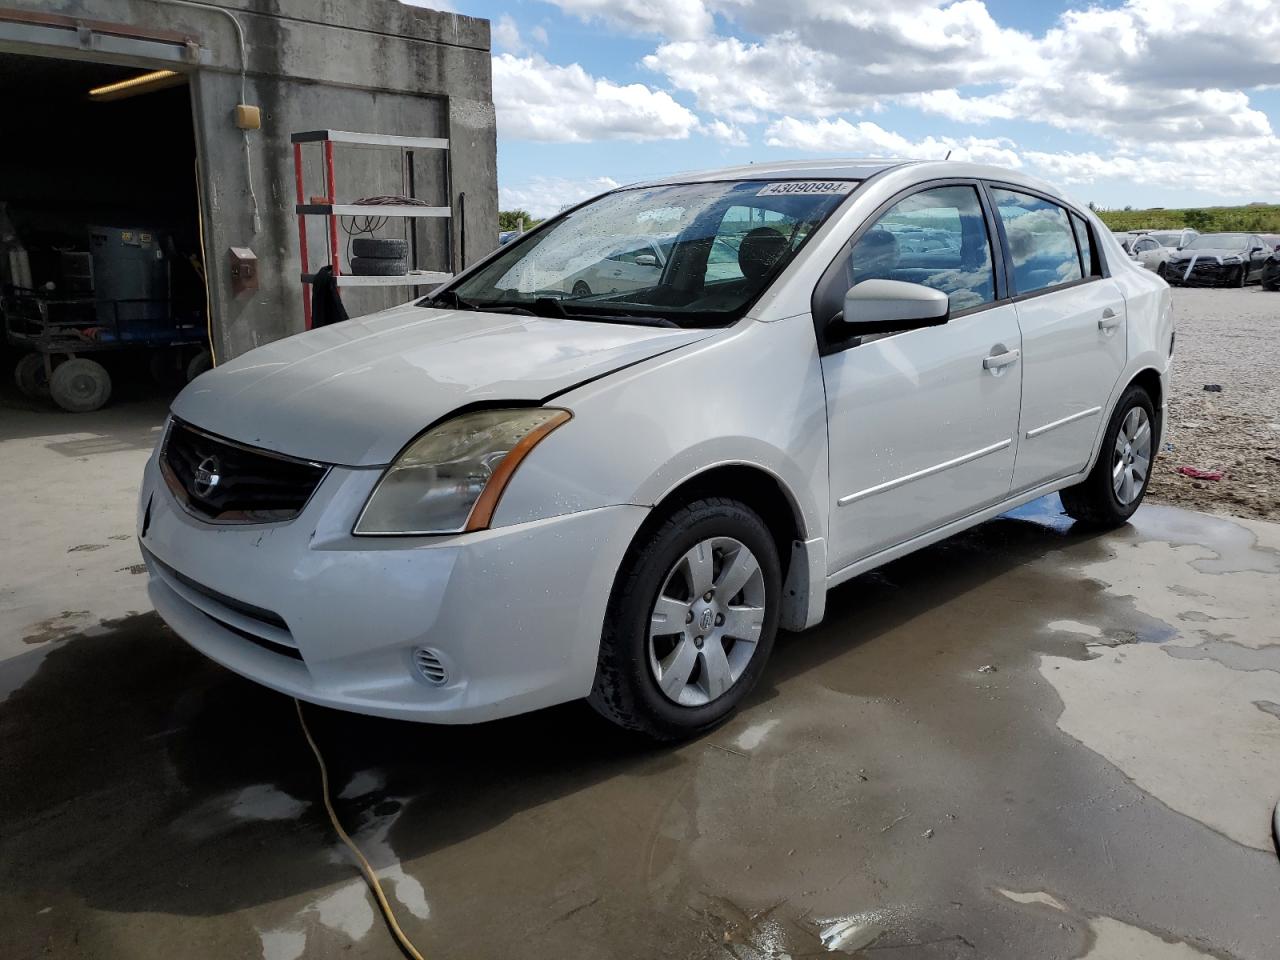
(88, 69, 185, 102)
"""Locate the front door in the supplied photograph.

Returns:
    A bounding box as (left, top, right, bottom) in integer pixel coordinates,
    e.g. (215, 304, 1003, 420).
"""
(820, 183, 1023, 573)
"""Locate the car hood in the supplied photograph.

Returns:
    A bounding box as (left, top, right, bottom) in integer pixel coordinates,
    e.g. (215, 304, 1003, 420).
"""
(1169, 247, 1244, 262)
(171, 303, 714, 466)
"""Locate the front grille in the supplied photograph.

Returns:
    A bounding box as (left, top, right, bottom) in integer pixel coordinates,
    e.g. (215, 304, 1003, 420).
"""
(161, 418, 328, 524)
(1168, 258, 1236, 285)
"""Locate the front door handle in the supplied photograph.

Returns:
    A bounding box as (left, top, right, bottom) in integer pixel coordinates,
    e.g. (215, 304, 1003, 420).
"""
(983, 348, 1020, 371)
(1099, 309, 1121, 331)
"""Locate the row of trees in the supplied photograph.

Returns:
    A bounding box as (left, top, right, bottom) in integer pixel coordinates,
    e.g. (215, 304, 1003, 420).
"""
(1091, 203, 1280, 233)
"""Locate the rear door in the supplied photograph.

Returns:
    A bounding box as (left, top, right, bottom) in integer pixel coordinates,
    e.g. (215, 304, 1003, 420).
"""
(987, 186, 1127, 492)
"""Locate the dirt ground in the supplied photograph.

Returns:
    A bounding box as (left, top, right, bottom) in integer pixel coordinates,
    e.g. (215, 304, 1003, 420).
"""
(1147, 286, 1280, 520)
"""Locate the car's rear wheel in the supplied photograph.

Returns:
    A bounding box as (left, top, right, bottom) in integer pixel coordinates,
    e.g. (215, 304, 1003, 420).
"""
(588, 497, 781, 740)
(571, 280, 591, 297)
(1060, 383, 1155, 527)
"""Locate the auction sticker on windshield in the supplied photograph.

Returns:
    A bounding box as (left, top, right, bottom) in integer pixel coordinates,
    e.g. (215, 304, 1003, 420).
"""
(757, 181, 857, 197)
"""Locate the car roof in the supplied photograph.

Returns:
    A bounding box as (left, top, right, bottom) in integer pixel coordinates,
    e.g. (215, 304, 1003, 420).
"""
(626, 159, 1087, 209)
(632, 158, 915, 187)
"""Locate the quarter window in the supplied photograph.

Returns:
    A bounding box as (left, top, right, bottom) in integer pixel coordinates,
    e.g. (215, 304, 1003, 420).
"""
(828, 185, 996, 316)
(990, 188, 1083, 295)
(1072, 213, 1100, 275)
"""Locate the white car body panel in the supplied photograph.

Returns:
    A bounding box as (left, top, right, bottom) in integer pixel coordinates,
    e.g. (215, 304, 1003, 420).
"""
(173, 304, 712, 466)
(141, 159, 1172, 724)
(822, 302, 1023, 569)
(1010, 278, 1128, 490)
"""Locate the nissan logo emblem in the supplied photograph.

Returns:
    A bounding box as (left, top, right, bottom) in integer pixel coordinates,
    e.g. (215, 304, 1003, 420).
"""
(192, 456, 222, 498)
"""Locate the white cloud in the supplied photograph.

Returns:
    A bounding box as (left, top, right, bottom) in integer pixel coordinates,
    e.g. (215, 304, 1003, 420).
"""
(543, 0, 713, 40)
(492, 53, 699, 142)
(500, 176, 622, 219)
(763, 117, 1022, 167)
(1024, 137, 1280, 199)
(641, 0, 1280, 148)
(699, 119, 748, 146)
(492, 14, 524, 53)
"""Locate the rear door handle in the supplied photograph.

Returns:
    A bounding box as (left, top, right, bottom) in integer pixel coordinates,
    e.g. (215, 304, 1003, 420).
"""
(1099, 309, 1121, 331)
(983, 349, 1020, 370)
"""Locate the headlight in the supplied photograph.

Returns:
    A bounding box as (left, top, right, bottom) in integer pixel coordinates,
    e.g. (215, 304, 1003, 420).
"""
(354, 408, 571, 535)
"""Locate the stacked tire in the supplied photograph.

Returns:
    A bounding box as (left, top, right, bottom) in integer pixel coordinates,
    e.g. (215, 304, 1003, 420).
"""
(350, 238, 408, 277)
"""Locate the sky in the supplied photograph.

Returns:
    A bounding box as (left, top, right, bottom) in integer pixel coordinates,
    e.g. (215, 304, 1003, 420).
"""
(403, 0, 1280, 219)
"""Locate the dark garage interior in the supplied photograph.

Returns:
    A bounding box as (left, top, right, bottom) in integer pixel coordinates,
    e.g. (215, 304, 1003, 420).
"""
(0, 52, 209, 413)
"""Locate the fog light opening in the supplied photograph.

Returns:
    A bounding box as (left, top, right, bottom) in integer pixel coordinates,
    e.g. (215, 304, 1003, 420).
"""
(412, 647, 448, 685)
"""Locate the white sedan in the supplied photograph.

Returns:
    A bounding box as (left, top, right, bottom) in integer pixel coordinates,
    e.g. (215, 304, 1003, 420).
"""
(139, 160, 1172, 739)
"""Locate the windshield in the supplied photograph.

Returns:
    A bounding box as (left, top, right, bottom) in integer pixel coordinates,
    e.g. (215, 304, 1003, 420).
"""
(1149, 232, 1182, 246)
(433, 180, 858, 327)
(1186, 233, 1248, 250)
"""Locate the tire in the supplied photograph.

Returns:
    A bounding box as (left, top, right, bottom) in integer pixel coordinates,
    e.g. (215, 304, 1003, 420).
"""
(351, 237, 408, 259)
(1234, 265, 1246, 288)
(588, 497, 782, 740)
(571, 280, 591, 297)
(1156, 263, 1168, 281)
(350, 256, 407, 276)
(186, 349, 213, 382)
(14, 353, 50, 398)
(1059, 383, 1155, 528)
(49, 358, 112, 413)
(149, 351, 185, 387)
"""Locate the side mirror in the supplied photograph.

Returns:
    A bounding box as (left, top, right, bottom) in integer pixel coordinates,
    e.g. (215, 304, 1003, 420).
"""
(634, 254, 659, 267)
(1250, 246, 1264, 255)
(828, 279, 950, 339)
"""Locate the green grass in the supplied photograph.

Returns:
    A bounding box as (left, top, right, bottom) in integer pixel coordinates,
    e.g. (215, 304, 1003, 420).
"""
(1095, 204, 1280, 234)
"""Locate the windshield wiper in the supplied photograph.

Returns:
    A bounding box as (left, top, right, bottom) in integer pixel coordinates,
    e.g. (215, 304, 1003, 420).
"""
(422, 289, 477, 310)
(558, 308, 680, 328)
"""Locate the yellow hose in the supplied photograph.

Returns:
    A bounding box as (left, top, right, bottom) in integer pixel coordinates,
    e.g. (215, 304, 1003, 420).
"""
(294, 699, 426, 960)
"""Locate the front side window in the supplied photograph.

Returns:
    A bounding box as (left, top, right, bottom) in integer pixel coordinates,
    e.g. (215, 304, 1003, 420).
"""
(441, 180, 855, 327)
(990, 188, 1083, 295)
(827, 185, 996, 316)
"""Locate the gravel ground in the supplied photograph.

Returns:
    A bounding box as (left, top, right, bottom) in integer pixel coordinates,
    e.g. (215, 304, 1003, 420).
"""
(1147, 286, 1279, 521)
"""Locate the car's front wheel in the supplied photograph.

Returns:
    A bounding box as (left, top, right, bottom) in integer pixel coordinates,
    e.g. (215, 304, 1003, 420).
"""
(588, 497, 781, 739)
(1060, 383, 1155, 527)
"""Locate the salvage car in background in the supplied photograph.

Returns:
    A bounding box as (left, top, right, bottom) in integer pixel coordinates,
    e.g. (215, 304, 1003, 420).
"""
(138, 160, 1173, 739)
(559, 235, 674, 297)
(1260, 236, 1280, 291)
(1162, 232, 1271, 286)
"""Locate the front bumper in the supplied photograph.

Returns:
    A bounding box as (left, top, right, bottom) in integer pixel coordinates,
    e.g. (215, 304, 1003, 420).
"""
(138, 452, 647, 723)
(1164, 259, 1242, 286)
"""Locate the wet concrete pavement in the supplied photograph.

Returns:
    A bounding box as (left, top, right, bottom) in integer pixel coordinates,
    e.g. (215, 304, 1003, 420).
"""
(2, 401, 1279, 960)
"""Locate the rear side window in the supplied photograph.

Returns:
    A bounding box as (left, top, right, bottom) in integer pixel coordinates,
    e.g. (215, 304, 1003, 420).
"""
(990, 188, 1082, 295)
(1070, 213, 1099, 276)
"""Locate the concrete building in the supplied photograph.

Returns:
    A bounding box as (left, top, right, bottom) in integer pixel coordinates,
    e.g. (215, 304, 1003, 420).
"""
(0, 0, 496, 371)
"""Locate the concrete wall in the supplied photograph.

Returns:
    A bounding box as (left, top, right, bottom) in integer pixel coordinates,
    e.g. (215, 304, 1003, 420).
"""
(2, 0, 497, 359)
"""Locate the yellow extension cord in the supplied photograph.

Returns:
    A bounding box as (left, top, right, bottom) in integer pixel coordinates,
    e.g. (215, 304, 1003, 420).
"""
(294, 699, 426, 960)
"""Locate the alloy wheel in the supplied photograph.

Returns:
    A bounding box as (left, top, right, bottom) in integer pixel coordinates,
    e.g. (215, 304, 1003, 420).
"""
(1112, 406, 1152, 506)
(647, 536, 767, 707)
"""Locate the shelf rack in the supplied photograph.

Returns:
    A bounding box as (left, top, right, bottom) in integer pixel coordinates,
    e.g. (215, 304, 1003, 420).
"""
(291, 129, 452, 328)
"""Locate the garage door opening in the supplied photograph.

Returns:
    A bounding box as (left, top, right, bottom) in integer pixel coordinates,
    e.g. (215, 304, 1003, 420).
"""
(0, 52, 208, 413)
